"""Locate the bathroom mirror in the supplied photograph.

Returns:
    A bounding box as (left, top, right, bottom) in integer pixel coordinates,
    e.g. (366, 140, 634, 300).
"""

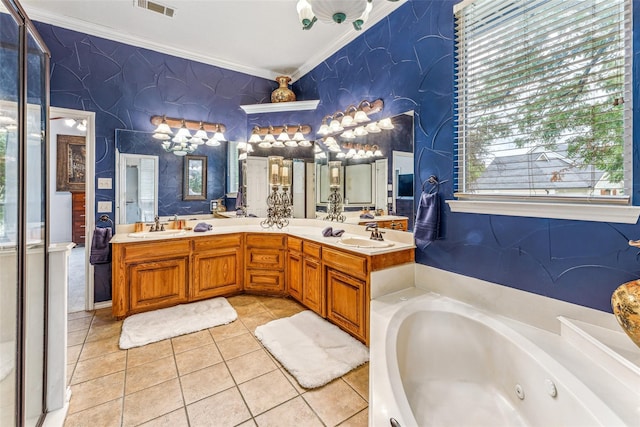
(314, 111, 414, 228)
(183, 155, 207, 200)
(115, 129, 227, 220)
(244, 142, 315, 218)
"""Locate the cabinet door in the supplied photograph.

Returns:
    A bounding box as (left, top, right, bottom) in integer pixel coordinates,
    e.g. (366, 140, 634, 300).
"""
(302, 257, 324, 316)
(129, 257, 188, 313)
(287, 251, 303, 302)
(326, 268, 367, 342)
(192, 246, 242, 300)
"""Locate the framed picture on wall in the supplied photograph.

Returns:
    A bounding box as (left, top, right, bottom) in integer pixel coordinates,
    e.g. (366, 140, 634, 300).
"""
(183, 155, 207, 200)
(56, 134, 86, 192)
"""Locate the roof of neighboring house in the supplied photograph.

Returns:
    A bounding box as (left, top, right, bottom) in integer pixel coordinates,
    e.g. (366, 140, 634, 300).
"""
(473, 152, 606, 190)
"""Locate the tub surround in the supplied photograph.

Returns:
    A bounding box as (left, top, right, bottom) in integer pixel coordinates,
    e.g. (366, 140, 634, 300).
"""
(111, 218, 415, 343)
(370, 265, 640, 426)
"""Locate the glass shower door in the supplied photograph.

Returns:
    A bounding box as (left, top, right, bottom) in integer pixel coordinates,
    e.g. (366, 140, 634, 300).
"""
(0, 7, 20, 427)
(23, 27, 48, 427)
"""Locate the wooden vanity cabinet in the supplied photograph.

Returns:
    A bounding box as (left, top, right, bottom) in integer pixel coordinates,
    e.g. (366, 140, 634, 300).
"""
(244, 233, 286, 294)
(302, 241, 324, 316)
(112, 239, 191, 317)
(323, 247, 369, 342)
(287, 237, 325, 316)
(191, 234, 243, 300)
(358, 218, 408, 231)
(286, 237, 303, 301)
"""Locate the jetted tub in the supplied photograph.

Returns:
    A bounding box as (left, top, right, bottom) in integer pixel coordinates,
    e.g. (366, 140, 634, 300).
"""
(370, 289, 628, 427)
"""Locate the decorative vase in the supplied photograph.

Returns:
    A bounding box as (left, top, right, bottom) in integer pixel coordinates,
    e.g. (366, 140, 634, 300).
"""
(271, 76, 296, 103)
(611, 279, 640, 349)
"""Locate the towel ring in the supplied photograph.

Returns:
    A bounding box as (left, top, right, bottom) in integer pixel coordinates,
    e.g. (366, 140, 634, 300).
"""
(421, 175, 449, 194)
(97, 214, 114, 228)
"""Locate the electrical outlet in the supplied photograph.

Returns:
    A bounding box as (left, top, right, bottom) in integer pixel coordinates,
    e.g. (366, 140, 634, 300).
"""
(97, 178, 112, 189)
(97, 201, 112, 213)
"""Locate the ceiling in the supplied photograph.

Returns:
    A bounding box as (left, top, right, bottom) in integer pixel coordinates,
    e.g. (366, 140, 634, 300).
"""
(20, 0, 405, 82)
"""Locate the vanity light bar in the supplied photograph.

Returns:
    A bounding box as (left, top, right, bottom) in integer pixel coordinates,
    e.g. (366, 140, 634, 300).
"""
(150, 115, 226, 133)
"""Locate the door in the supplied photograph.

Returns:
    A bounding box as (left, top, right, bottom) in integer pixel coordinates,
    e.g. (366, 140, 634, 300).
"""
(118, 153, 158, 224)
(245, 156, 268, 217)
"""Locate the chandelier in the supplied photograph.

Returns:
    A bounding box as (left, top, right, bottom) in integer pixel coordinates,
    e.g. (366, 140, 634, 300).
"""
(297, 0, 377, 31)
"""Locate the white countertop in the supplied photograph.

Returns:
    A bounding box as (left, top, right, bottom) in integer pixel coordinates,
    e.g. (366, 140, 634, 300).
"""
(111, 218, 415, 256)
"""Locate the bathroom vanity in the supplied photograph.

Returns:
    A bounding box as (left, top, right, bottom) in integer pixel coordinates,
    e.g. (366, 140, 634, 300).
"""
(110, 219, 414, 343)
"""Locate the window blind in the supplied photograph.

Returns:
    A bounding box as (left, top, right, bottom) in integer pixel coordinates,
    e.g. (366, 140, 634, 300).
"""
(454, 0, 632, 202)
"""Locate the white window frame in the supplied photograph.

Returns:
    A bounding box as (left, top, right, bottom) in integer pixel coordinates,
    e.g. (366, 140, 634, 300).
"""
(449, 0, 640, 224)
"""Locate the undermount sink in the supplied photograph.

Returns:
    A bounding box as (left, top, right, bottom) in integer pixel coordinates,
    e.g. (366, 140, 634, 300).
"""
(338, 237, 395, 248)
(127, 230, 187, 238)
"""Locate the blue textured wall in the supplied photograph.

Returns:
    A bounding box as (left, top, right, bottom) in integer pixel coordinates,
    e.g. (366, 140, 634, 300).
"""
(295, 0, 640, 312)
(34, 1, 640, 312)
(34, 22, 275, 222)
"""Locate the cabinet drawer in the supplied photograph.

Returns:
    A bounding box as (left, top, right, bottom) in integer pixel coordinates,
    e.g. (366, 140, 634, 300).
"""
(323, 247, 367, 279)
(246, 248, 285, 269)
(193, 233, 242, 251)
(244, 269, 285, 294)
(303, 241, 321, 259)
(288, 236, 303, 252)
(246, 233, 285, 248)
(123, 239, 191, 262)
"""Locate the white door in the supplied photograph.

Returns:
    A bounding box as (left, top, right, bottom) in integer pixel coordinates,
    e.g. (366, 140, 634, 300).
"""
(246, 157, 269, 217)
(375, 158, 388, 211)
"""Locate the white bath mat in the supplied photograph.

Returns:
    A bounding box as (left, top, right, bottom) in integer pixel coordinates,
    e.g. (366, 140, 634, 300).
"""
(119, 297, 237, 349)
(254, 310, 369, 389)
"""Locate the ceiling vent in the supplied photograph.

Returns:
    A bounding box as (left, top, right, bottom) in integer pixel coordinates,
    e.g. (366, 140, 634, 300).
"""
(134, 0, 175, 18)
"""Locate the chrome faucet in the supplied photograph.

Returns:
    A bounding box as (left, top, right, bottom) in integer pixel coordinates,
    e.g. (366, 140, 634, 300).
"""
(365, 223, 385, 241)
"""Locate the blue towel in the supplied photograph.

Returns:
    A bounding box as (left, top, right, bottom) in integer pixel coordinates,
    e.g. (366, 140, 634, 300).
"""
(193, 222, 212, 232)
(359, 213, 374, 219)
(89, 227, 112, 265)
(414, 192, 440, 249)
(322, 226, 346, 237)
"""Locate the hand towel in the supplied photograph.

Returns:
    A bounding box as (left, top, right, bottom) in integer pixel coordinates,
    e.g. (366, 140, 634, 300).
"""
(322, 226, 334, 237)
(332, 229, 345, 237)
(413, 192, 440, 249)
(193, 222, 212, 232)
(89, 227, 112, 265)
(359, 213, 374, 219)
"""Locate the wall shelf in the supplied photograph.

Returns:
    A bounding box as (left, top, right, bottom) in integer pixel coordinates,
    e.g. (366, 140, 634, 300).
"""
(240, 100, 320, 114)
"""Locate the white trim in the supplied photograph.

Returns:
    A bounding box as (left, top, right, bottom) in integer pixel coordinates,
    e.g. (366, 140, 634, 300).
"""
(93, 300, 112, 310)
(50, 107, 96, 310)
(240, 100, 320, 114)
(446, 199, 640, 224)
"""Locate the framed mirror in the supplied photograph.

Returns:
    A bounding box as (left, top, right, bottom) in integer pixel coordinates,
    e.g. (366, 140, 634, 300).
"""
(183, 155, 207, 200)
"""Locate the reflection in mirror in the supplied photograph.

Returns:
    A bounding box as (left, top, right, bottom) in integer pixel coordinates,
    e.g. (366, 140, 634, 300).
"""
(115, 129, 227, 220)
(183, 155, 207, 201)
(244, 140, 315, 218)
(314, 111, 414, 230)
(118, 153, 158, 224)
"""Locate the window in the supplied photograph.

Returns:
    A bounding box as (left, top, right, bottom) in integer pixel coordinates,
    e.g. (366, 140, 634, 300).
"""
(454, 0, 632, 210)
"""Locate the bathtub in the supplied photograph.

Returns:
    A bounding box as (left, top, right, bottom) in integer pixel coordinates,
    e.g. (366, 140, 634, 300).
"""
(370, 288, 629, 427)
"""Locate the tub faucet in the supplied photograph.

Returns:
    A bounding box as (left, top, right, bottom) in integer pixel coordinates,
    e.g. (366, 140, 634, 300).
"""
(365, 223, 385, 241)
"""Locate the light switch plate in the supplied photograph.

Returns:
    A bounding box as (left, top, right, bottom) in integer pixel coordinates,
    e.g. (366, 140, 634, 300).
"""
(97, 201, 112, 213)
(97, 178, 112, 189)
